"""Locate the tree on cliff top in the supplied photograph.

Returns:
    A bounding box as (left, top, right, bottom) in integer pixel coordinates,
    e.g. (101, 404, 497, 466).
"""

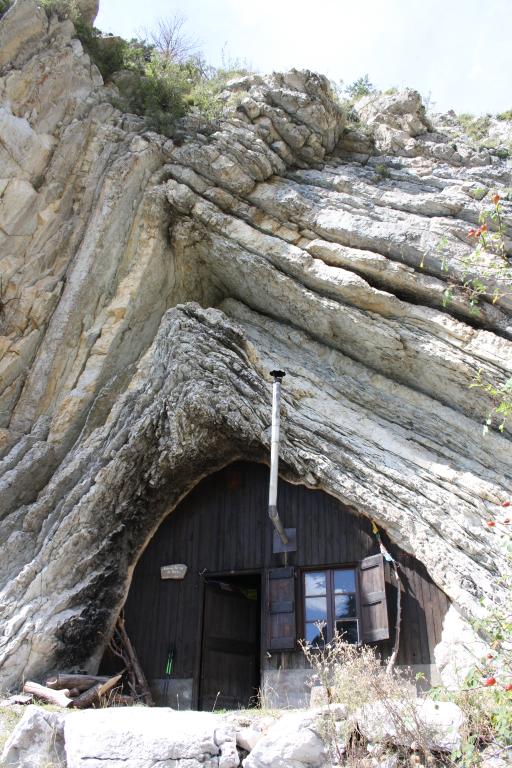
(143, 14, 200, 62)
(39, 2, 251, 134)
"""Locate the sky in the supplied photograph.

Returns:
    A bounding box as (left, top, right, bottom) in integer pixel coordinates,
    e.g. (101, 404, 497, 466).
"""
(96, 0, 512, 115)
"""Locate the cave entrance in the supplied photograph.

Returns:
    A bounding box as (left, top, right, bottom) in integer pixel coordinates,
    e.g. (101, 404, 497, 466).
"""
(199, 572, 261, 711)
(115, 462, 450, 708)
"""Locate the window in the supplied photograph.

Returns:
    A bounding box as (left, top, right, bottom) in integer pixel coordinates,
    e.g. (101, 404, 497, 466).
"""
(266, 556, 389, 653)
(303, 568, 359, 647)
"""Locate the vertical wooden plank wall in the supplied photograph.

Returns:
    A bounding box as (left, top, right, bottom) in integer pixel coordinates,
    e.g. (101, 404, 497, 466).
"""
(123, 462, 450, 683)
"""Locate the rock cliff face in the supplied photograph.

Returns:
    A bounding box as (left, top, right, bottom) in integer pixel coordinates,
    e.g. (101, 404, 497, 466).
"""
(1, 0, 511, 689)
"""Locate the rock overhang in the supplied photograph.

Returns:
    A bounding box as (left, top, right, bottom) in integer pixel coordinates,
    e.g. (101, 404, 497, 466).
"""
(0, 0, 511, 688)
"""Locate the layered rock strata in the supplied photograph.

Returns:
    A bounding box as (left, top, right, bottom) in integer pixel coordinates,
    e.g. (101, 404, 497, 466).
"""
(0, 0, 511, 688)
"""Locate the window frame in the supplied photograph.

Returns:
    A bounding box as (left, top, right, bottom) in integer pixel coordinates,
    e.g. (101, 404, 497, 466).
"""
(301, 564, 361, 647)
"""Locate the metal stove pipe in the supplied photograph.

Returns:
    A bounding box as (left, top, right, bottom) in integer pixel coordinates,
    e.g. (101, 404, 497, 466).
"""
(268, 370, 288, 546)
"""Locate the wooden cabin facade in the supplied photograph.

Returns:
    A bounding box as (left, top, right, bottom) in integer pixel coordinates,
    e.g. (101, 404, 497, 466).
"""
(120, 462, 450, 709)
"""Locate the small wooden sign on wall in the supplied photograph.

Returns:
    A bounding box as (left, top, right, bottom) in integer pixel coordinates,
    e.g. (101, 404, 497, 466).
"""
(160, 564, 187, 580)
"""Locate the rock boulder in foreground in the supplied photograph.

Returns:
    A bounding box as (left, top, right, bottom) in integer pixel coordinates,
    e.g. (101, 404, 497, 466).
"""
(1, 704, 467, 768)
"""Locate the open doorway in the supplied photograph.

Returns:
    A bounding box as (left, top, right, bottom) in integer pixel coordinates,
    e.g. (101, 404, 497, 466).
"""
(199, 573, 261, 711)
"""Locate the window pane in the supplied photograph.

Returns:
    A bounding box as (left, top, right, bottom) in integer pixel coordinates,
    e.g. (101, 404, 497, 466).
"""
(305, 622, 326, 647)
(336, 620, 358, 644)
(305, 572, 326, 596)
(335, 594, 356, 619)
(305, 596, 327, 621)
(334, 569, 356, 593)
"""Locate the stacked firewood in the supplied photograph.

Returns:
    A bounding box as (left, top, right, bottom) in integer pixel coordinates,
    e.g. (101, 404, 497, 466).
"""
(19, 614, 154, 709)
(23, 673, 127, 709)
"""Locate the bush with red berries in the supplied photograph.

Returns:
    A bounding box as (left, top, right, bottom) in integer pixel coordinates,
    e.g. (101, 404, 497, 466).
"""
(460, 502, 512, 758)
(442, 191, 512, 433)
(433, 499, 511, 765)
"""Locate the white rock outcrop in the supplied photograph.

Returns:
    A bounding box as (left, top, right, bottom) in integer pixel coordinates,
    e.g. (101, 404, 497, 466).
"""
(355, 88, 432, 136)
(356, 699, 465, 752)
(243, 711, 327, 768)
(236, 727, 263, 753)
(1, 704, 67, 768)
(1, 702, 470, 768)
(63, 709, 239, 768)
(0, 0, 511, 689)
(434, 603, 489, 689)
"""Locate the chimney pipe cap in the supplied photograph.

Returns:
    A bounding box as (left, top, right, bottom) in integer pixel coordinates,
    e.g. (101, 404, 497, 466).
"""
(270, 369, 286, 380)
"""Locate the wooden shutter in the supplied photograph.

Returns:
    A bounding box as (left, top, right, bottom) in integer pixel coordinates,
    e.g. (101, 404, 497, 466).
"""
(358, 554, 390, 643)
(267, 567, 296, 651)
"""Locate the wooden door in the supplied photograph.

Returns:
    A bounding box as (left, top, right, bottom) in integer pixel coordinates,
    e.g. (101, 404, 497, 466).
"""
(199, 578, 260, 710)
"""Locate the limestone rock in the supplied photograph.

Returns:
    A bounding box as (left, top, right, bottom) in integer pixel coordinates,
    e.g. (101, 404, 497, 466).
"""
(355, 699, 464, 752)
(355, 89, 432, 136)
(0, 0, 47, 70)
(434, 604, 489, 689)
(1, 704, 67, 768)
(0, 0, 511, 691)
(77, 0, 99, 24)
(243, 711, 327, 768)
(237, 726, 264, 752)
(64, 708, 239, 768)
(480, 744, 512, 768)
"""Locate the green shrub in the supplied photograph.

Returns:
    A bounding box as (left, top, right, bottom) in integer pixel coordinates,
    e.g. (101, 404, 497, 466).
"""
(458, 113, 492, 142)
(39, 0, 80, 21)
(67, 21, 198, 131)
(0, 0, 12, 18)
(135, 55, 195, 133)
(111, 54, 202, 135)
(374, 162, 390, 180)
(491, 147, 510, 160)
(187, 67, 250, 120)
(345, 74, 375, 101)
(36, 8, 253, 135)
(75, 23, 133, 81)
(496, 109, 512, 121)
(113, 51, 251, 134)
(327, 81, 362, 126)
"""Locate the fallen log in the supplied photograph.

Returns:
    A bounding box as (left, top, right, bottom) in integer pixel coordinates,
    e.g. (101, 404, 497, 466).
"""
(46, 674, 111, 692)
(70, 673, 123, 709)
(23, 682, 73, 708)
